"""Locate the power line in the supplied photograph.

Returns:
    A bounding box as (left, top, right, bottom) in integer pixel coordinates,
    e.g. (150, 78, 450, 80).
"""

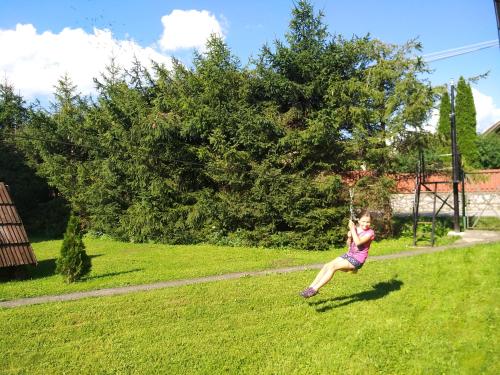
(422, 40, 499, 62)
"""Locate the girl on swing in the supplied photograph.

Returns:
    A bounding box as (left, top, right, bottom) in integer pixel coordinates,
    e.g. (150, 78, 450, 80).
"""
(300, 211, 375, 298)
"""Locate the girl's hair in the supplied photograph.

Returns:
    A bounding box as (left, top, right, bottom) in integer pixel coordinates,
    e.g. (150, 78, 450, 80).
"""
(359, 210, 371, 219)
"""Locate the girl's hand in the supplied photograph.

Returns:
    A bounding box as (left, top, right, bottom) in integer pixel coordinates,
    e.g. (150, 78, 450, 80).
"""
(348, 220, 356, 230)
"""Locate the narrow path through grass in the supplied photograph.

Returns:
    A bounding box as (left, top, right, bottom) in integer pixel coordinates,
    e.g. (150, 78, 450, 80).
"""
(1, 233, 495, 303)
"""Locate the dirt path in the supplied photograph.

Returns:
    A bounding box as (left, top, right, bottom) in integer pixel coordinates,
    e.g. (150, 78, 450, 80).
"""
(1, 230, 499, 309)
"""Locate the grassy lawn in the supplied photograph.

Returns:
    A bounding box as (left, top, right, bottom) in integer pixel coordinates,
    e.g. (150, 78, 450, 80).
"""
(0, 234, 458, 301)
(1, 242, 498, 374)
(469, 216, 500, 230)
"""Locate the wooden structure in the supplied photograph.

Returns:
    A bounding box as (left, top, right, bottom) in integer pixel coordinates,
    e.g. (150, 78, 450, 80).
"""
(0, 182, 37, 268)
(412, 152, 465, 246)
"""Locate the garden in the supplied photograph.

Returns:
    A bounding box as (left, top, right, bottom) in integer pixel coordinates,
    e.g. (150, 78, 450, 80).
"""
(1, 1, 499, 374)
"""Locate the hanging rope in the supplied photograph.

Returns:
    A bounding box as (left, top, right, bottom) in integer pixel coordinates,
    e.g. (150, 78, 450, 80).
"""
(349, 187, 357, 222)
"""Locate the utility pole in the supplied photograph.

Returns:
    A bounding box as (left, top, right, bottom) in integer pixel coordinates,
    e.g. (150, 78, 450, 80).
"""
(495, 0, 500, 43)
(449, 82, 461, 232)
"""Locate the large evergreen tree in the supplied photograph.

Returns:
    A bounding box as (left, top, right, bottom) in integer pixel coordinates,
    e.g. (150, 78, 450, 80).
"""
(253, 0, 433, 233)
(437, 90, 451, 142)
(0, 82, 50, 220)
(455, 76, 479, 168)
(20, 1, 435, 248)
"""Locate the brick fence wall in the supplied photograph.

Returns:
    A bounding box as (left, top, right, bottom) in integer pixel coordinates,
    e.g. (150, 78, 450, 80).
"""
(390, 169, 500, 217)
(391, 192, 500, 217)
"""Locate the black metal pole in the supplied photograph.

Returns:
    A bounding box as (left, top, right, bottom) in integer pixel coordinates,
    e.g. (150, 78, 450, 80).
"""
(449, 83, 461, 232)
(461, 172, 467, 229)
(413, 154, 422, 246)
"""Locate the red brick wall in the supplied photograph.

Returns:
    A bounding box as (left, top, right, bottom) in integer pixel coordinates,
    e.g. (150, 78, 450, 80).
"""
(395, 169, 500, 193)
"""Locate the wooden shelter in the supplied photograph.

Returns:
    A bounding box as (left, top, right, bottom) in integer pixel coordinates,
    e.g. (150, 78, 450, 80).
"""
(0, 182, 37, 268)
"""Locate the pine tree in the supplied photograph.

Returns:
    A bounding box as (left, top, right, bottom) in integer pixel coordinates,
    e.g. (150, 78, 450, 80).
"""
(19, 1, 435, 248)
(56, 214, 91, 283)
(477, 133, 500, 169)
(0, 82, 50, 220)
(437, 91, 451, 142)
(455, 77, 479, 168)
(0, 81, 27, 132)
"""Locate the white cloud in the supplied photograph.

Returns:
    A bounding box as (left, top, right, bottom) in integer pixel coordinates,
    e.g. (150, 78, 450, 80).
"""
(425, 89, 500, 134)
(159, 10, 225, 51)
(0, 23, 173, 99)
(471, 88, 500, 133)
(424, 107, 439, 133)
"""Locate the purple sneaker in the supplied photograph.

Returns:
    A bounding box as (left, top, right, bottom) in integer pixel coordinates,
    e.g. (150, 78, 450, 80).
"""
(299, 287, 318, 298)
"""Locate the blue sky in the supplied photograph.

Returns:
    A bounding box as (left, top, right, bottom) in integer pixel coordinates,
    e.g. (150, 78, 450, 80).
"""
(1, 0, 499, 132)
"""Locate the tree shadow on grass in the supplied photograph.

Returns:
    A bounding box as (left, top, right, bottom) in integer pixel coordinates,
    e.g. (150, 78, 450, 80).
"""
(0, 254, 104, 281)
(85, 268, 143, 280)
(309, 279, 403, 313)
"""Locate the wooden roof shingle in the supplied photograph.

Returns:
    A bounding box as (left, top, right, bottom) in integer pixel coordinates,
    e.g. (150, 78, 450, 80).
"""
(0, 182, 37, 268)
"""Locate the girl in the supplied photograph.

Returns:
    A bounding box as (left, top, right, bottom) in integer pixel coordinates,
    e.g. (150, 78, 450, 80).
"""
(300, 211, 375, 298)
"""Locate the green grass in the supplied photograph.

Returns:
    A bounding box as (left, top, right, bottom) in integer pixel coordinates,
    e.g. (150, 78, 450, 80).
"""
(1, 242, 498, 374)
(0, 235, 458, 301)
(469, 216, 500, 230)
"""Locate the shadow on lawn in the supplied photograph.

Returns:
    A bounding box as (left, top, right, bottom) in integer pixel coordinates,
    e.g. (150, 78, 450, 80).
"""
(24, 254, 104, 281)
(85, 268, 143, 280)
(309, 279, 403, 313)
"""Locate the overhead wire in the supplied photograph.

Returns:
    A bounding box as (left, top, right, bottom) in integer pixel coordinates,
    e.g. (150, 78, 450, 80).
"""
(422, 39, 499, 62)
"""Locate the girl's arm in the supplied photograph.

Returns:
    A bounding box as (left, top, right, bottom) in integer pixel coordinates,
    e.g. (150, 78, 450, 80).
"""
(346, 230, 352, 246)
(348, 220, 373, 246)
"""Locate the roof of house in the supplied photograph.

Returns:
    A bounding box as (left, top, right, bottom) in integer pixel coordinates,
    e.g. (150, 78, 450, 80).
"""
(483, 120, 500, 135)
(0, 182, 37, 268)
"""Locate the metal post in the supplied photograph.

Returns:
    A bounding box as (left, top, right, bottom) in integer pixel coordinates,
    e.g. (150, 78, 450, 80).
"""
(449, 83, 461, 232)
(431, 183, 437, 246)
(413, 172, 420, 246)
(461, 172, 467, 229)
(413, 152, 423, 246)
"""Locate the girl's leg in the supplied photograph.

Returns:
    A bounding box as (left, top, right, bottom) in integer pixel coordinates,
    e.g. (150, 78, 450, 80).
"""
(309, 257, 355, 291)
(308, 263, 332, 288)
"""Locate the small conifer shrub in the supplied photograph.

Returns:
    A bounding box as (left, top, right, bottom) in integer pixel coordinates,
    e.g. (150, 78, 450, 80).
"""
(56, 214, 91, 283)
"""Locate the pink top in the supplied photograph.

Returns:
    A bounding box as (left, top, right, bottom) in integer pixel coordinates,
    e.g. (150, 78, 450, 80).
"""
(348, 228, 375, 263)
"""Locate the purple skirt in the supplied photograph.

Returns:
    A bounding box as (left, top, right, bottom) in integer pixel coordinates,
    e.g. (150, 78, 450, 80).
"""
(340, 253, 364, 269)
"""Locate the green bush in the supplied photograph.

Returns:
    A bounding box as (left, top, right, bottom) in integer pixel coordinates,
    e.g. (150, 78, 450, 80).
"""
(56, 214, 91, 283)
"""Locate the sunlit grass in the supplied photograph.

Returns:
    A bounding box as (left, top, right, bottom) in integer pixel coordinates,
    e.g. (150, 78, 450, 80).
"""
(469, 216, 500, 230)
(0, 234, 461, 300)
(1, 243, 498, 374)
